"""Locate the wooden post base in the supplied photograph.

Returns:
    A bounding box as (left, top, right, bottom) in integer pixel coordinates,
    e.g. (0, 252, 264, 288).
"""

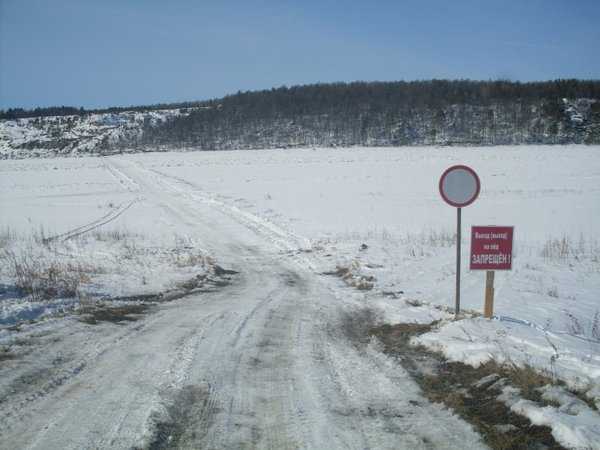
(484, 271, 495, 319)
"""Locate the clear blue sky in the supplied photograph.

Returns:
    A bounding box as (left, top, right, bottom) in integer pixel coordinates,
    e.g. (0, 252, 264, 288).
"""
(1, 0, 599, 110)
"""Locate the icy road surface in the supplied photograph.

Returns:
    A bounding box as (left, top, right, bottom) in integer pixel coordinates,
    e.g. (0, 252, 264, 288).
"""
(0, 158, 485, 449)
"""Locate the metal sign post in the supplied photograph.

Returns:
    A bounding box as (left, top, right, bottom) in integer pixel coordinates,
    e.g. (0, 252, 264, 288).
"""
(439, 165, 480, 318)
(455, 207, 462, 317)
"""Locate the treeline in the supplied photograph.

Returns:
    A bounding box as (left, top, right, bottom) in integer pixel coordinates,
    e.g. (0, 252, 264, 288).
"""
(0, 106, 86, 120)
(4, 79, 599, 121)
(0, 101, 201, 120)
(217, 79, 600, 111)
(138, 79, 600, 149)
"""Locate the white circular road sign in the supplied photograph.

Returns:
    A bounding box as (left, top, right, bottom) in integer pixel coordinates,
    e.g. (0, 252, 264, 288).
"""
(439, 165, 480, 207)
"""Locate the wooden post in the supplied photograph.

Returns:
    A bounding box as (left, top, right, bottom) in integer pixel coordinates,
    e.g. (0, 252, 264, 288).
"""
(484, 271, 495, 318)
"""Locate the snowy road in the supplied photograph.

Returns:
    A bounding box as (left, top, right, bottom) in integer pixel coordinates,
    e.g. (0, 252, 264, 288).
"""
(1, 157, 486, 449)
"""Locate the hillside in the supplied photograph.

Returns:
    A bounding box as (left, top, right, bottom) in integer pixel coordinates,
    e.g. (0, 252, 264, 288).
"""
(2, 80, 600, 158)
(0, 108, 193, 159)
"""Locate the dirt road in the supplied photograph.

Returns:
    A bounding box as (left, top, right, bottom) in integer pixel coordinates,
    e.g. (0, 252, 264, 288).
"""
(0, 158, 485, 449)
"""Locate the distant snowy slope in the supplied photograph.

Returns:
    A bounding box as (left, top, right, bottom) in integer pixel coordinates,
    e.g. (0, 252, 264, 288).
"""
(0, 108, 193, 159)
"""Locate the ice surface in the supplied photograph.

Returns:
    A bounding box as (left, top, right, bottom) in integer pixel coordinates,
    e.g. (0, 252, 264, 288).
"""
(1, 145, 599, 448)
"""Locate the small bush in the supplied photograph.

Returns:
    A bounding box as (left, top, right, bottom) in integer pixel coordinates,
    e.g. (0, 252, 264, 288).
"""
(564, 309, 600, 341)
(1, 249, 91, 301)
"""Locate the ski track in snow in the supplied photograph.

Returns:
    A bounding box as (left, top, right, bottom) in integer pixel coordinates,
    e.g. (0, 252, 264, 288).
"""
(0, 156, 486, 449)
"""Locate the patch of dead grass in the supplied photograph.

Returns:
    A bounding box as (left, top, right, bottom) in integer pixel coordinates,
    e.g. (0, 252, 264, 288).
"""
(79, 304, 151, 324)
(0, 352, 16, 362)
(371, 322, 567, 450)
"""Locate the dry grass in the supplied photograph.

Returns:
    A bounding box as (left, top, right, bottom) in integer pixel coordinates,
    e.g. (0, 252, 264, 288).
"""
(505, 362, 558, 402)
(78, 304, 151, 324)
(404, 227, 456, 258)
(407, 227, 457, 248)
(91, 227, 134, 242)
(0, 226, 18, 248)
(539, 234, 599, 261)
(0, 347, 16, 361)
(564, 309, 600, 341)
(371, 322, 567, 450)
(1, 249, 94, 301)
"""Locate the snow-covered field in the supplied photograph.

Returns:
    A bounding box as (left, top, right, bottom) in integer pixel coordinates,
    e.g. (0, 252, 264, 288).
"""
(1, 145, 599, 448)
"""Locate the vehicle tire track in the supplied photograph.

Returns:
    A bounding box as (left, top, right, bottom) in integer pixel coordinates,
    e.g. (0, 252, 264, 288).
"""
(52, 156, 486, 449)
(41, 158, 141, 244)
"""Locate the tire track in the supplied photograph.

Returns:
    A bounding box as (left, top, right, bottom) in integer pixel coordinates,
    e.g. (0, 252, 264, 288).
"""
(42, 197, 139, 244)
(94, 156, 487, 449)
(42, 158, 141, 244)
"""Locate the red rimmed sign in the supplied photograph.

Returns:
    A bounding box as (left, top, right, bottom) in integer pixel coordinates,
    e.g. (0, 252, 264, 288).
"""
(439, 165, 481, 208)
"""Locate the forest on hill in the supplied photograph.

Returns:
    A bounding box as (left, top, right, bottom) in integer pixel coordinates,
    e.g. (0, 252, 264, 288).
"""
(2, 80, 600, 158)
(138, 79, 600, 149)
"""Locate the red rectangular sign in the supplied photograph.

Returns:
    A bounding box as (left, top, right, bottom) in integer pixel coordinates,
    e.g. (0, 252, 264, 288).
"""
(470, 226, 514, 271)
